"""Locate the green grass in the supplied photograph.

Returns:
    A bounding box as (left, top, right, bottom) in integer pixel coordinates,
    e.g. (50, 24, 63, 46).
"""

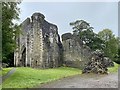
(108, 62, 119, 73)
(0, 68, 12, 76)
(2, 62, 119, 88)
(2, 68, 12, 76)
(2, 67, 81, 88)
(0, 70, 1, 76)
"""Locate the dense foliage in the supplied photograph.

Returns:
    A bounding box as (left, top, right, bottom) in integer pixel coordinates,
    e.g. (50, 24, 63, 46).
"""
(2, 2, 20, 66)
(70, 20, 120, 64)
(70, 20, 104, 51)
(98, 29, 119, 63)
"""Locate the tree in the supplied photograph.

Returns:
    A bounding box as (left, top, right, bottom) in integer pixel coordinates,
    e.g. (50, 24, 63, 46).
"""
(113, 37, 120, 64)
(70, 20, 104, 51)
(79, 29, 104, 50)
(98, 29, 114, 42)
(98, 29, 119, 62)
(2, 2, 21, 66)
(70, 20, 93, 32)
(70, 20, 119, 63)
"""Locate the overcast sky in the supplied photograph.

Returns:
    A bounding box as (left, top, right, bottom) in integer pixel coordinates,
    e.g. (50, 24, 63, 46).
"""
(18, 1, 118, 36)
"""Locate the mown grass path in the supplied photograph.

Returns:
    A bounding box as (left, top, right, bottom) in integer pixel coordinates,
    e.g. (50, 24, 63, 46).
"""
(2, 68, 16, 82)
(0, 68, 16, 85)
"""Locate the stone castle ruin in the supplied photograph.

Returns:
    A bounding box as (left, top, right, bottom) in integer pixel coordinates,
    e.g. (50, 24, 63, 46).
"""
(14, 12, 114, 73)
(14, 13, 63, 68)
(61, 33, 92, 69)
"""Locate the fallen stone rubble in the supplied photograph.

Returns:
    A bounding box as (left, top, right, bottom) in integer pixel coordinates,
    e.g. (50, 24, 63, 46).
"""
(82, 50, 114, 74)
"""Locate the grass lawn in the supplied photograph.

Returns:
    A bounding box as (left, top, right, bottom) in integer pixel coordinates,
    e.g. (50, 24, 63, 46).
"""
(0, 70, 1, 77)
(2, 68, 13, 76)
(108, 62, 119, 73)
(2, 62, 119, 88)
(0, 68, 12, 76)
(2, 67, 82, 88)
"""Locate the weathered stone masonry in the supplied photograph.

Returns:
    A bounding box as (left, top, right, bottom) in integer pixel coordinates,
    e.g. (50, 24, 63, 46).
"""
(14, 13, 63, 68)
(14, 12, 113, 71)
(61, 33, 92, 69)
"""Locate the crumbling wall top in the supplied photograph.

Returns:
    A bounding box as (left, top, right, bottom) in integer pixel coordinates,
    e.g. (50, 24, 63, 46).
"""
(31, 12, 45, 22)
(21, 18, 30, 30)
(61, 33, 73, 41)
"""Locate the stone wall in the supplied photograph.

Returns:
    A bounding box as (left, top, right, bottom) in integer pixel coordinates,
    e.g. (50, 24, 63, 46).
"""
(14, 13, 62, 68)
(62, 33, 92, 69)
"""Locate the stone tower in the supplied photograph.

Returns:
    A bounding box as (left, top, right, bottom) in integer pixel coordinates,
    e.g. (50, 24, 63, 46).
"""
(31, 13, 44, 68)
(14, 13, 63, 68)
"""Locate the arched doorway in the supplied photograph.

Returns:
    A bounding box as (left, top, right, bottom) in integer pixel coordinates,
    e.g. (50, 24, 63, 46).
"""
(21, 47, 26, 67)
